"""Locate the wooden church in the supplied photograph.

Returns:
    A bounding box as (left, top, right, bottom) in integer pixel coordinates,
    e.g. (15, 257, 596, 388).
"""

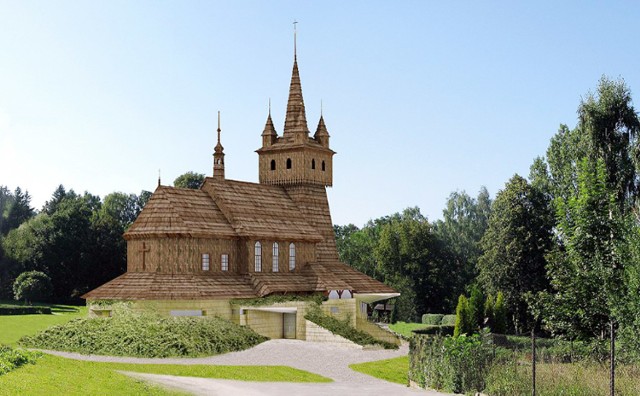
(83, 43, 398, 341)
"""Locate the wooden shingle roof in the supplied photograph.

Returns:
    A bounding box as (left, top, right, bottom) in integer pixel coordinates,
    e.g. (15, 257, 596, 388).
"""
(125, 186, 237, 239)
(203, 178, 323, 242)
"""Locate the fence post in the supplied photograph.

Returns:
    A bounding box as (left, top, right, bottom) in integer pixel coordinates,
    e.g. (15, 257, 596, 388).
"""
(531, 327, 536, 396)
(610, 320, 615, 396)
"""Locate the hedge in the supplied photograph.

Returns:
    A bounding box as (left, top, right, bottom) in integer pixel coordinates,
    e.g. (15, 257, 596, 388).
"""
(412, 325, 454, 336)
(441, 314, 457, 326)
(421, 314, 444, 325)
(0, 306, 52, 315)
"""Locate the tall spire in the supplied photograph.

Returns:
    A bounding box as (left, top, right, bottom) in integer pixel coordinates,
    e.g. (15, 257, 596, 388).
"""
(283, 21, 309, 141)
(213, 111, 225, 179)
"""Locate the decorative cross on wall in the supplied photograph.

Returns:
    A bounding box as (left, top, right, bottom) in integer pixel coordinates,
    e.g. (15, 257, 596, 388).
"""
(138, 242, 150, 270)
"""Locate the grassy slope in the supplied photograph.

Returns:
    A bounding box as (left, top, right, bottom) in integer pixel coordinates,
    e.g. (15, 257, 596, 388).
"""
(0, 302, 86, 346)
(349, 356, 409, 385)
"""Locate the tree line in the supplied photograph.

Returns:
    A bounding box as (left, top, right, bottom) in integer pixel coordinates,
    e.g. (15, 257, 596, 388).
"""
(336, 76, 640, 352)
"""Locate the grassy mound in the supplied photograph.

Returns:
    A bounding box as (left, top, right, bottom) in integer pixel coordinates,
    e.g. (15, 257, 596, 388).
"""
(304, 306, 398, 349)
(19, 310, 267, 358)
(0, 344, 40, 376)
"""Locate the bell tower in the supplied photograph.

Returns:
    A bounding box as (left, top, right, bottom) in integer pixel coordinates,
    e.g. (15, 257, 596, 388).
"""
(256, 41, 335, 187)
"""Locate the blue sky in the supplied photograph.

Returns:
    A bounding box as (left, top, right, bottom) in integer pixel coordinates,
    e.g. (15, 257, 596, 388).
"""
(1, 1, 639, 226)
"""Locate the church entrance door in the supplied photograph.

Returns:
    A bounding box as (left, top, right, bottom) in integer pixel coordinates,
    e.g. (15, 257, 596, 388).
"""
(283, 313, 296, 339)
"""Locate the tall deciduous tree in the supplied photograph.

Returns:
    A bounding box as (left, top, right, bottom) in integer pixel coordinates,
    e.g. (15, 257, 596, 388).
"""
(173, 172, 205, 189)
(477, 175, 553, 333)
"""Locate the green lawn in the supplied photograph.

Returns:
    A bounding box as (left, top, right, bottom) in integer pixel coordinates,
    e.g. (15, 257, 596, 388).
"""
(0, 353, 332, 395)
(349, 355, 409, 385)
(0, 301, 87, 346)
(388, 321, 427, 338)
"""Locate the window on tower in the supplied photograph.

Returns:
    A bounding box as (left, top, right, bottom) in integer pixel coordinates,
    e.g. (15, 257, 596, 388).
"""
(286, 158, 292, 169)
(322, 160, 326, 171)
(270, 159, 276, 170)
(311, 159, 316, 169)
(289, 243, 296, 270)
(272, 242, 279, 272)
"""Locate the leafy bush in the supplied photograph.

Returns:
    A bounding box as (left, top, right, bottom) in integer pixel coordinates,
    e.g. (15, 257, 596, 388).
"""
(304, 306, 398, 349)
(19, 309, 267, 358)
(13, 271, 53, 304)
(421, 314, 444, 325)
(409, 333, 493, 393)
(441, 314, 456, 326)
(469, 286, 484, 329)
(0, 345, 40, 376)
(232, 293, 326, 307)
(0, 305, 51, 315)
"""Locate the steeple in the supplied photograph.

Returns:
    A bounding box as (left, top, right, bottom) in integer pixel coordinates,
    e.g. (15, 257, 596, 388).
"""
(262, 99, 277, 147)
(283, 24, 309, 143)
(213, 111, 225, 180)
(314, 113, 330, 148)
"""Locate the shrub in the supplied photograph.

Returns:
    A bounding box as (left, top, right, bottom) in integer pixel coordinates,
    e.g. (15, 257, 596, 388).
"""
(304, 306, 397, 349)
(484, 294, 495, 330)
(13, 271, 53, 304)
(421, 314, 444, 325)
(493, 291, 507, 334)
(0, 305, 51, 315)
(441, 314, 457, 326)
(454, 295, 473, 337)
(409, 333, 493, 393)
(412, 325, 454, 336)
(19, 309, 267, 358)
(0, 345, 40, 376)
(469, 286, 484, 330)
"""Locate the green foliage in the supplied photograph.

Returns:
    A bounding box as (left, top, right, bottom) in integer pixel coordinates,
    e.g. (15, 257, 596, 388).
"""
(0, 305, 51, 315)
(409, 333, 493, 394)
(0, 187, 35, 235)
(412, 325, 454, 336)
(231, 293, 325, 307)
(173, 171, 205, 189)
(453, 295, 473, 337)
(304, 306, 397, 349)
(441, 314, 456, 325)
(19, 309, 267, 357)
(13, 271, 52, 303)
(433, 188, 492, 306)
(421, 313, 444, 325)
(484, 294, 494, 330)
(493, 291, 507, 334)
(388, 321, 430, 338)
(468, 285, 484, 329)
(349, 356, 408, 385)
(0, 344, 40, 376)
(478, 174, 553, 333)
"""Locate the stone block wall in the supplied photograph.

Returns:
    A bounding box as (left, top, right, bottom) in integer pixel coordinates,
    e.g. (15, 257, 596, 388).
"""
(305, 320, 361, 349)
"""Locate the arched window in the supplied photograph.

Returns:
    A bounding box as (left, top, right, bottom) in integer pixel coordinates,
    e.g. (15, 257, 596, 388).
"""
(286, 158, 292, 169)
(270, 159, 276, 171)
(202, 254, 210, 271)
(272, 242, 279, 272)
(221, 254, 229, 271)
(311, 159, 316, 169)
(254, 241, 262, 272)
(289, 243, 296, 271)
(322, 160, 326, 171)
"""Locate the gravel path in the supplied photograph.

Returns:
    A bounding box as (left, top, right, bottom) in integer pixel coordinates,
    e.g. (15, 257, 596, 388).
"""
(42, 340, 451, 395)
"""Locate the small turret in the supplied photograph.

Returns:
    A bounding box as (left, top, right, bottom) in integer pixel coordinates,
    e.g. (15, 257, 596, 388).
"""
(261, 101, 277, 147)
(314, 114, 330, 148)
(213, 111, 225, 180)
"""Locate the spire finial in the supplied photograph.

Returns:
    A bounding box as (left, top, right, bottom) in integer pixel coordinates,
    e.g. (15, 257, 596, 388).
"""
(158, 169, 161, 187)
(217, 111, 221, 144)
(268, 98, 271, 116)
(293, 20, 298, 59)
(320, 99, 323, 117)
